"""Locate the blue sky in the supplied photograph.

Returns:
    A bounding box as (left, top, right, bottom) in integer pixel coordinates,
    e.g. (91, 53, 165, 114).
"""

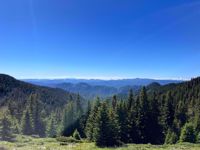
(0, 0, 200, 79)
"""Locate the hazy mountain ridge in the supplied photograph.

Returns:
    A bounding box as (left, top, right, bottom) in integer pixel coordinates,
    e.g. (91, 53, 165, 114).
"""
(23, 78, 183, 87)
(47, 82, 141, 99)
(23, 78, 183, 99)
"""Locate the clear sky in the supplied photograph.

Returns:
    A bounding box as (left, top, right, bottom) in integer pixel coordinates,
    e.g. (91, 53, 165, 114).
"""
(0, 0, 200, 79)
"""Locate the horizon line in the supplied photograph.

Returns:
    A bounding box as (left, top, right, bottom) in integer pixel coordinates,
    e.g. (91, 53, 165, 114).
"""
(19, 76, 190, 81)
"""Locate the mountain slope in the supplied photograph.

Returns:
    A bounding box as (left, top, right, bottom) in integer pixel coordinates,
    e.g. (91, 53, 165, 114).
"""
(0, 74, 83, 118)
(51, 82, 118, 99)
(43, 82, 141, 99)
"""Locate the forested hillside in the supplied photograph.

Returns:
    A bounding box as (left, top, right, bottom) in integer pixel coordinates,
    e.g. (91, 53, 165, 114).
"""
(1, 75, 200, 148)
(0, 74, 85, 139)
(63, 77, 200, 147)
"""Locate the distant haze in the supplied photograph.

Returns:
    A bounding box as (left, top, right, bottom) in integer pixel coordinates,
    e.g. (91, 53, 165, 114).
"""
(23, 78, 183, 87)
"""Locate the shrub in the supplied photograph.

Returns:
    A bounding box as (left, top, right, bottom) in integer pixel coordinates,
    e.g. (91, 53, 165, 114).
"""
(73, 129, 81, 140)
(56, 136, 80, 143)
(196, 132, 200, 143)
(165, 129, 178, 144)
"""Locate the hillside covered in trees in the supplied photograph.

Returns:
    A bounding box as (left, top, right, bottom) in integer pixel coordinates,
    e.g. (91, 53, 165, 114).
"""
(1, 74, 200, 148)
(0, 74, 85, 140)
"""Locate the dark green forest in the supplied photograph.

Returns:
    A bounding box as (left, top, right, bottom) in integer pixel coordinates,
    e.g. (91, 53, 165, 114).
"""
(1, 74, 200, 147)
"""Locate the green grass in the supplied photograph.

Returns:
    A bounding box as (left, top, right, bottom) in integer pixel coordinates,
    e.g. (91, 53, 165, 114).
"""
(1, 135, 200, 150)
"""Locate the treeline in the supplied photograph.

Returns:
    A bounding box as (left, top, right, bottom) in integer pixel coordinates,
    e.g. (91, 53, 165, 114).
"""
(1, 77, 200, 147)
(0, 93, 83, 141)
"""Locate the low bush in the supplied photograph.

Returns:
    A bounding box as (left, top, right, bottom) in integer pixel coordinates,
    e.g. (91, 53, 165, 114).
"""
(56, 136, 81, 143)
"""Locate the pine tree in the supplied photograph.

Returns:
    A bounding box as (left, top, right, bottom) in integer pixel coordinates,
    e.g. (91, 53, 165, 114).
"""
(77, 101, 92, 138)
(127, 90, 139, 143)
(87, 100, 92, 115)
(194, 100, 200, 134)
(161, 91, 175, 134)
(0, 115, 14, 141)
(33, 98, 45, 137)
(85, 98, 100, 141)
(11, 117, 20, 134)
(128, 103, 139, 143)
(94, 102, 120, 147)
(180, 123, 196, 143)
(108, 108, 121, 146)
(117, 101, 130, 143)
(112, 95, 117, 110)
(76, 94, 83, 117)
(62, 101, 79, 136)
(137, 87, 150, 143)
(174, 100, 187, 133)
(26, 94, 45, 137)
(127, 89, 134, 110)
(29, 94, 36, 123)
(46, 115, 57, 138)
(21, 109, 33, 135)
(148, 92, 163, 144)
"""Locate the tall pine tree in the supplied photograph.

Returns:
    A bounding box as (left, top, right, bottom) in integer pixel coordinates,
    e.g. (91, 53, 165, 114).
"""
(85, 98, 100, 141)
(94, 102, 120, 147)
(137, 87, 150, 143)
(21, 109, 33, 135)
(161, 91, 175, 134)
(0, 114, 14, 141)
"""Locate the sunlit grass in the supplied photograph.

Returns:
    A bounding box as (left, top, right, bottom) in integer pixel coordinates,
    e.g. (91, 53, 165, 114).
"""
(1, 135, 200, 150)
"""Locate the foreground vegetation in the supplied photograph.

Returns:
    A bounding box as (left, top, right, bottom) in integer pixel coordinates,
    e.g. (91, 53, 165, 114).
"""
(1, 135, 200, 150)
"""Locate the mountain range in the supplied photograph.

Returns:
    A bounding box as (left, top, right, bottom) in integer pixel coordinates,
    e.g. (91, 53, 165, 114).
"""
(23, 78, 183, 99)
(23, 78, 183, 87)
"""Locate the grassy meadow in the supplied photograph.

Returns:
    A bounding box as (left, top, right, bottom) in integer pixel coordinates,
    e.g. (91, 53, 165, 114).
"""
(1, 135, 200, 150)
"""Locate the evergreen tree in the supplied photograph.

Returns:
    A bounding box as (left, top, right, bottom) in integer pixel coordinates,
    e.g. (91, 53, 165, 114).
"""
(174, 100, 187, 131)
(77, 101, 92, 138)
(33, 98, 45, 137)
(161, 92, 175, 134)
(62, 102, 75, 133)
(86, 101, 92, 118)
(180, 123, 196, 143)
(148, 92, 163, 144)
(128, 103, 139, 143)
(94, 102, 120, 147)
(112, 95, 117, 110)
(85, 98, 100, 141)
(127, 89, 134, 110)
(194, 101, 200, 134)
(117, 101, 130, 143)
(0, 115, 14, 141)
(46, 115, 57, 138)
(108, 108, 121, 146)
(21, 109, 33, 135)
(10, 116, 20, 134)
(76, 94, 83, 117)
(137, 87, 150, 143)
(25, 94, 45, 137)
